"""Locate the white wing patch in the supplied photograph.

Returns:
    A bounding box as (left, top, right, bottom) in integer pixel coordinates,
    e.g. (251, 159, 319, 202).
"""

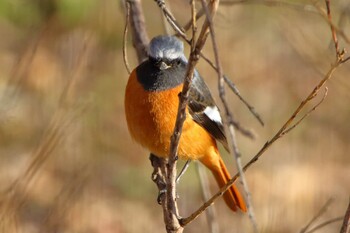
(204, 106, 222, 124)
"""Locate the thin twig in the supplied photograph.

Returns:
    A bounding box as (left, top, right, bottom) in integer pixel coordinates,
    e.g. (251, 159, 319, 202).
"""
(340, 198, 350, 233)
(223, 75, 264, 126)
(182, 7, 205, 33)
(176, 160, 191, 184)
(189, 4, 219, 233)
(159, 1, 173, 35)
(199, 52, 264, 128)
(159, 0, 219, 231)
(181, 53, 348, 227)
(196, 163, 219, 233)
(312, 0, 350, 46)
(155, 0, 264, 129)
(342, 56, 350, 64)
(221, 0, 318, 13)
(190, 0, 197, 42)
(283, 87, 328, 136)
(166, 0, 220, 229)
(325, 0, 341, 60)
(154, 0, 187, 38)
(224, 0, 350, 46)
(306, 217, 344, 233)
(123, 0, 131, 74)
(129, 0, 149, 62)
(200, 0, 258, 232)
(300, 198, 333, 233)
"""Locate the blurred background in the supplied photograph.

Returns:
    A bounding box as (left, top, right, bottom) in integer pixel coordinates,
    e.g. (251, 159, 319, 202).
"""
(0, 0, 349, 232)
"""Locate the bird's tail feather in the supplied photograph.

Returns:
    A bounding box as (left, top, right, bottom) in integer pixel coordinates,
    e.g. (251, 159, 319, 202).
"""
(201, 151, 247, 212)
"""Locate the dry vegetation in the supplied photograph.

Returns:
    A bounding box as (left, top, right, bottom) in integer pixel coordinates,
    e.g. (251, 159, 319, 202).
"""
(0, 0, 349, 233)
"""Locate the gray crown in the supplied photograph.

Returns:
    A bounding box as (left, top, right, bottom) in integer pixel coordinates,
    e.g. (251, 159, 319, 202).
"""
(148, 35, 184, 60)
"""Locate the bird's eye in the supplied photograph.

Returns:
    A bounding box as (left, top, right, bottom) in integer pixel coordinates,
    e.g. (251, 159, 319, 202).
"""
(173, 59, 181, 66)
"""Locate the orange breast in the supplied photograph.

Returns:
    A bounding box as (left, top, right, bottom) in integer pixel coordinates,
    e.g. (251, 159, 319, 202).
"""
(124, 70, 217, 160)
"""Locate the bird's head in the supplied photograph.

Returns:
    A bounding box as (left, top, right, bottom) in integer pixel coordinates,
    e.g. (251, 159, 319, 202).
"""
(148, 35, 185, 70)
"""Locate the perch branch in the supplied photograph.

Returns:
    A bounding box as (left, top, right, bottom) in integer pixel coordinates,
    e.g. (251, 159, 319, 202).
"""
(164, 1, 220, 231)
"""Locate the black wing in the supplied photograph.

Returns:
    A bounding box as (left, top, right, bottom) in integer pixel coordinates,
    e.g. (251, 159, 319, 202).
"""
(188, 72, 229, 151)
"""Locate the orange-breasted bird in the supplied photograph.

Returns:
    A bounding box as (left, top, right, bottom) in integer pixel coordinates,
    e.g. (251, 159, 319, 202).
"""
(124, 35, 246, 212)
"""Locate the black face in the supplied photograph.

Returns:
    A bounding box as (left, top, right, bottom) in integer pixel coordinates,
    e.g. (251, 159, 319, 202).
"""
(136, 57, 187, 91)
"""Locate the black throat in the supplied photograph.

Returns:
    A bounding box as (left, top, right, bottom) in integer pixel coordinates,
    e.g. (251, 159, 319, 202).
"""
(136, 57, 187, 91)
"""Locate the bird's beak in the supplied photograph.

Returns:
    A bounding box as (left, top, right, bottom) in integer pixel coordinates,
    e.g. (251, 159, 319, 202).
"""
(159, 61, 171, 70)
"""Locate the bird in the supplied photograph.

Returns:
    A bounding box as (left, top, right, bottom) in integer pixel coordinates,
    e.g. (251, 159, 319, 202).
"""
(124, 35, 246, 212)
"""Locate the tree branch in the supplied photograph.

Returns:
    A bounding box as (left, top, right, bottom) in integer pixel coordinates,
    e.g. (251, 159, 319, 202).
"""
(128, 0, 149, 62)
(300, 198, 333, 233)
(200, 0, 258, 231)
(181, 51, 348, 227)
(165, 0, 220, 230)
(340, 198, 350, 233)
(122, 0, 131, 74)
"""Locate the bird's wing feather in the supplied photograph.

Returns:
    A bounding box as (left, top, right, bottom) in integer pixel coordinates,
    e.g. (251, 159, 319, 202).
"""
(188, 72, 229, 151)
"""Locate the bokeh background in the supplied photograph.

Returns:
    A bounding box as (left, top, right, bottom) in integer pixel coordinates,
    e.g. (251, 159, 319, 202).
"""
(0, 0, 349, 232)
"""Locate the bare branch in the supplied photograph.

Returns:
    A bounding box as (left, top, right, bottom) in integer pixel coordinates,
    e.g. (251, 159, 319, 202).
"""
(340, 198, 350, 233)
(200, 53, 264, 127)
(325, 0, 341, 59)
(312, 0, 350, 46)
(199, 0, 258, 231)
(181, 50, 349, 227)
(159, 1, 174, 35)
(128, 0, 149, 62)
(196, 163, 219, 233)
(155, 0, 264, 131)
(223, 0, 350, 46)
(342, 56, 350, 64)
(300, 198, 333, 233)
(182, 7, 206, 33)
(223, 75, 264, 126)
(306, 217, 344, 233)
(123, 0, 131, 74)
(164, 0, 221, 229)
(283, 87, 328, 136)
(176, 160, 191, 184)
(154, 0, 187, 38)
(221, 0, 318, 13)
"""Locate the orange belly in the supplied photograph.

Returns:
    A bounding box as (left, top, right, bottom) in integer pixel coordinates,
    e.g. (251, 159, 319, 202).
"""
(125, 70, 217, 160)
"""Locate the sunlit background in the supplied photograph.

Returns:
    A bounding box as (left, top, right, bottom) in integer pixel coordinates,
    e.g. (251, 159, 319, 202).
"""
(0, 0, 349, 233)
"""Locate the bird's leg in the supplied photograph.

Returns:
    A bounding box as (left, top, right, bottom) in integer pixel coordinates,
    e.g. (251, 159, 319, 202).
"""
(150, 153, 167, 204)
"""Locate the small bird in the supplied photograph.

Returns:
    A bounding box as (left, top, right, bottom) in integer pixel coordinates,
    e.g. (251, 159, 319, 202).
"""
(124, 35, 246, 212)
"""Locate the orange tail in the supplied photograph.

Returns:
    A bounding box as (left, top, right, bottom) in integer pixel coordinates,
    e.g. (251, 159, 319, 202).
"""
(200, 152, 247, 212)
